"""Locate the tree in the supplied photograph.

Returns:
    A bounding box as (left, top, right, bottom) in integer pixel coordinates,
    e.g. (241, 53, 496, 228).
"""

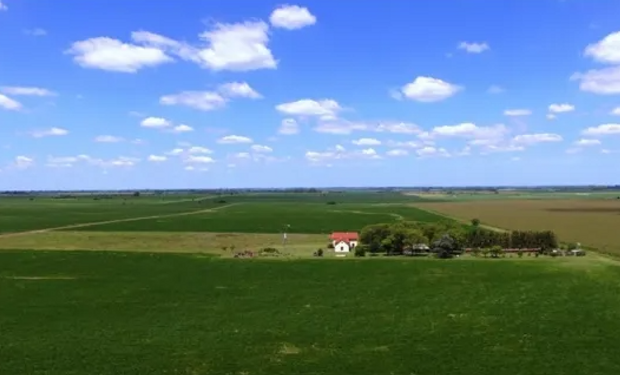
(432, 234, 459, 259)
(471, 218, 481, 227)
(490, 245, 503, 258)
(133, 191, 141, 197)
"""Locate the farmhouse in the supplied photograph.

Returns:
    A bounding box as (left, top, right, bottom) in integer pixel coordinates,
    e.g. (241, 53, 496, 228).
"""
(330, 232, 359, 253)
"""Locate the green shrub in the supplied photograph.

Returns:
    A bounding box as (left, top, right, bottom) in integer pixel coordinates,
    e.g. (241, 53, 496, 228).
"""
(317, 248, 324, 257)
(354, 247, 366, 257)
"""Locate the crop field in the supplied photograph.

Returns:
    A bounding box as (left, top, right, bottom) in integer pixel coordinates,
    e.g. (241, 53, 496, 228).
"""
(410, 190, 620, 202)
(70, 202, 444, 233)
(417, 199, 620, 255)
(1, 250, 620, 375)
(0, 195, 218, 234)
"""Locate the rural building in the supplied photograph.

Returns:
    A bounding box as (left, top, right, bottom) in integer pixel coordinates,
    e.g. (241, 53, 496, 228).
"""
(330, 232, 359, 253)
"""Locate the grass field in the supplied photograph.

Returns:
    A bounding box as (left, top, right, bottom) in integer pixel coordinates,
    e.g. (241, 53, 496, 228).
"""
(0, 231, 327, 256)
(417, 199, 620, 255)
(0, 195, 217, 234)
(2, 250, 620, 375)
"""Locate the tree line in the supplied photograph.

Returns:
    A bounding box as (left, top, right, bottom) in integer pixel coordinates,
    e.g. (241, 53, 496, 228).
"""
(359, 219, 558, 256)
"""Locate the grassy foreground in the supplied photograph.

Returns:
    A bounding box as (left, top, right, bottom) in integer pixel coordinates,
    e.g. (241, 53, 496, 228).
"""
(2, 251, 620, 375)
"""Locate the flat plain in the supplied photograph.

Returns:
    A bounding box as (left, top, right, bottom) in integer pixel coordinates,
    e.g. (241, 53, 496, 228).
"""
(2, 250, 620, 375)
(416, 198, 620, 255)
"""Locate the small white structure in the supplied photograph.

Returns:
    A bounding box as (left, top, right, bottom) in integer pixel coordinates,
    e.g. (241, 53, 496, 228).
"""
(330, 232, 359, 253)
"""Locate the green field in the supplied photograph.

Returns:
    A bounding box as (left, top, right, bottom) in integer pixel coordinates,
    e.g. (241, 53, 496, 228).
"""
(0, 193, 443, 235)
(2, 251, 620, 375)
(71, 202, 443, 233)
(0, 195, 217, 234)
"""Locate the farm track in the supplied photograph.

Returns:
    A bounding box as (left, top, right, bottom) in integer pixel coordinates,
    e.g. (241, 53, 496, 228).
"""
(0, 203, 240, 238)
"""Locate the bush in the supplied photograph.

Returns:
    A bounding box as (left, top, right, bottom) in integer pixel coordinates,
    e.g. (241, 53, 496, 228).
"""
(354, 247, 366, 257)
(327, 243, 334, 249)
(326, 201, 337, 205)
(260, 247, 279, 254)
(317, 248, 324, 257)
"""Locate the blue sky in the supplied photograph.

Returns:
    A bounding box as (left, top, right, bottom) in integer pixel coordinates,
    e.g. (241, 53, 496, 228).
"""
(1, 0, 620, 189)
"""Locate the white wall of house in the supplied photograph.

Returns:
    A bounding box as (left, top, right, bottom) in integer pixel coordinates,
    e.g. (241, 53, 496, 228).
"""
(332, 240, 358, 248)
(334, 241, 351, 253)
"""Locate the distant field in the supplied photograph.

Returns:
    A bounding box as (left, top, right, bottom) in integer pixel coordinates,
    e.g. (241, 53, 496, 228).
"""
(0, 231, 327, 256)
(67, 202, 444, 234)
(411, 191, 620, 202)
(0, 195, 216, 234)
(2, 250, 620, 375)
(418, 199, 620, 255)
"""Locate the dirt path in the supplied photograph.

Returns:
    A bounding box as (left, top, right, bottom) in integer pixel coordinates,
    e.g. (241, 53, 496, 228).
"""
(0, 203, 239, 239)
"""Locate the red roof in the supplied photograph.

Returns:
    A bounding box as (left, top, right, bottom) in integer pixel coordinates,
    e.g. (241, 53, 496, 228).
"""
(330, 232, 359, 241)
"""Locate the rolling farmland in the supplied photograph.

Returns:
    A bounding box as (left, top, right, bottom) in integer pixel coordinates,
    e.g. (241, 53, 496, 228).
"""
(417, 198, 620, 255)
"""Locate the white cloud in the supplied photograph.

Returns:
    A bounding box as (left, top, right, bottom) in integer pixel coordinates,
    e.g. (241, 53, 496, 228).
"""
(185, 155, 215, 164)
(582, 123, 620, 136)
(140, 116, 171, 128)
(218, 82, 262, 99)
(171, 124, 194, 133)
(46, 156, 79, 168)
(305, 144, 381, 164)
(571, 66, 620, 94)
(30, 127, 69, 138)
(387, 140, 423, 149)
(512, 133, 563, 144)
(160, 91, 226, 111)
(427, 123, 508, 142)
(187, 146, 213, 154)
(269, 5, 316, 30)
(548, 103, 575, 113)
(352, 138, 381, 146)
(487, 85, 504, 94)
(584, 31, 620, 64)
(610, 107, 620, 116)
(148, 155, 167, 162)
(400, 76, 462, 102)
(313, 120, 367, 134)
(547, 113, 557, 120)
(575, 138, 601, 146)
(0, 86, 56, 96)
(504, 109, 532, 116)
(276, 99, 342, 117)
(0, 1, 7, 11)
(14, 156, 34, 169)
(251, 144, 273, 153)
(278, 118, 299, 135)
(166, 148, 185, 156)
(95, 135, 123, 143)
(416, 146, 450, 157)
(198, 21, 276, 71)
(458, 42, 490, 53)
(218, 135, 253, 144)
(24, 28, 47, 37)
(374, 122, 420, 134)
(0, 94, 22, 110)
(386, 149, 408, 157)
(65, 37, 174, 73)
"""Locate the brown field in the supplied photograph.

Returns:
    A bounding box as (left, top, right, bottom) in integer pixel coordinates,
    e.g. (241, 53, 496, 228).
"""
(0, 231, 327, 257)
(416, 199, 620, 255)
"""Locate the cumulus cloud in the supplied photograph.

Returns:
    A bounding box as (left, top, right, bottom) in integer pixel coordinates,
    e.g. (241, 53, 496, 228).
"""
(251, 144, 273, 153)
(582, 123, 620, 136)
(512, 133, 563, 144)
(352, 138, 381, 146)
(218, 135, 253, 144)
(66, 20, 279, 73)
(0, 94, 22, 110)
(217, 82, 262, 99)
(278, 118, 300, 135)
(94, 135, 124, 143)
(148, 155, 167, 162)
(575, 138, 601, 146)
(276, 99, 342, 117)
(160, 91, 226, 111)
(0, 86, 56, 96)
(399, 76, 462, 102)
(269, 5, 317, 30)
(504, 109, 532, 116)
(140, 117, 171, 128)
(30, 127, 69, 138)
(584, 31, 620, 64)
(171, 124, 194, 133)
(458, 42, 490, 53)
(548, 103, 575, 113)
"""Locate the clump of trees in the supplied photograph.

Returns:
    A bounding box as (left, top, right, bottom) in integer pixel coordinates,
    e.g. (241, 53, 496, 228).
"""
(359, 219, 558, 258)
